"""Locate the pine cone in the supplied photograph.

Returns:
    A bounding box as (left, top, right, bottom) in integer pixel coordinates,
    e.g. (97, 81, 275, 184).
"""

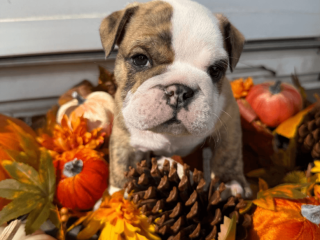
(125, 158, 252, 240)
(297, 105, 320, 158)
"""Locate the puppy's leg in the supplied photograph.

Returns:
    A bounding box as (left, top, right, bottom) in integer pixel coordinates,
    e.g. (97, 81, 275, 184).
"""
(109, 126, 146, 194)
(210, 140, 251, 198)
(208, 97, 251, 198)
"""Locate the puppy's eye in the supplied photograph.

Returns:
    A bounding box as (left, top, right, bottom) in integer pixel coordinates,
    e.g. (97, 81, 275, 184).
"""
(208, 66, 223, 82)
(132, 54, 150, 67)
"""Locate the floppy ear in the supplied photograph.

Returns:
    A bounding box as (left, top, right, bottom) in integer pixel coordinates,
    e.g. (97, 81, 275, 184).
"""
(100, 5, 139, 57)
(215, 14, 245, 72)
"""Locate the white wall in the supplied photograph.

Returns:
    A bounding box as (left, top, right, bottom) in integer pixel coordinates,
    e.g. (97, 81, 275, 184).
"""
(1, 0, 320, 57)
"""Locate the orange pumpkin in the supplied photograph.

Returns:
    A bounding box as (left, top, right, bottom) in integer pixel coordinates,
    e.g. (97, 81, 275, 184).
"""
(249, 197, 320, 240)
(54, 148, 109, 210)
(56, 91, 114, 135)
(246, 81, 302, 127)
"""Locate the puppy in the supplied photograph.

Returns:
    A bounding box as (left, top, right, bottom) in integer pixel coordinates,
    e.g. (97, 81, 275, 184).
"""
(100, 0, 251, 197)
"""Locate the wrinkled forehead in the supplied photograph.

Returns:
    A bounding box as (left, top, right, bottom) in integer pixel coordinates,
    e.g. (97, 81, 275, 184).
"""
(121, 0, 227, 66)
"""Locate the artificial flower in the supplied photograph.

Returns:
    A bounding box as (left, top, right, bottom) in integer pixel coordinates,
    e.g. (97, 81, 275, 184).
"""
(69, 191, 161, 240)
(37, 115, 105, 157)
(230, 77, 254, 99)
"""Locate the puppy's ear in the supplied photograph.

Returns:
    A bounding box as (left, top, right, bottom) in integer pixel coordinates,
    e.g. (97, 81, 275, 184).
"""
(100, 5, 139, 57)
(215, 14, 245, 72)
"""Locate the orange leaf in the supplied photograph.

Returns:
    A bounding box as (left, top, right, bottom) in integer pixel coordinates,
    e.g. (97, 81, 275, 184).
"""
(275, 103, 316, 139)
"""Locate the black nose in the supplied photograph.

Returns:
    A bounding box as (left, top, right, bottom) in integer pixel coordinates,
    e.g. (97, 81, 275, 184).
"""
(164, 84, 194, 109)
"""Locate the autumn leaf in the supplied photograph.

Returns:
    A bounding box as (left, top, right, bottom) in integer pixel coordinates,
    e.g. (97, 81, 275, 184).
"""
(275, 103, 315, 139)
(218, 214, 237, 240)
(0, 149, 57, 235)
(252, 183, 309, 211)
(4, 120, 41, 170)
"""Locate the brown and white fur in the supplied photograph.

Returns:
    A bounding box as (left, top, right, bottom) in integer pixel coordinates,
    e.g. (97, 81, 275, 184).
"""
(100, 0, 252, 197)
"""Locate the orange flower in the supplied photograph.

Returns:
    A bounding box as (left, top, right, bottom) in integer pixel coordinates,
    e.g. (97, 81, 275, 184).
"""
(69, 191, 160, 240)
(230, 77, 254, 99)
(249, 197, 320, 240)
(37, 115, 105, 156)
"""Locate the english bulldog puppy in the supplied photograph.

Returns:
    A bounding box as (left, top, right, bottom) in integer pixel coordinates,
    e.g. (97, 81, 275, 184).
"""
(100, 0, 252, 197)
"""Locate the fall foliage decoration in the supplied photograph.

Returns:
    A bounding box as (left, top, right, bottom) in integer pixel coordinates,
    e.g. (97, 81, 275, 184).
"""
(0, 149, 61, 235)
(0, 117, 41, 211)
(68, 190, 161, 240)
(54, 148, 109, 210)
(246, 80, 303, 127)
(37, 115, 105, 157)
(125, 159, 252, 240)
(56, 91, 114, 134)
(230, 77, 254, 99)
(0, 114, 38, 164)
(296, 104, 320, 158)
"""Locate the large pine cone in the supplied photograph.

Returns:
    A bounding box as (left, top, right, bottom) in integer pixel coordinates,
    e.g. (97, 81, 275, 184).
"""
(297, 105, 320, 158)
(125, 158, 252, 240)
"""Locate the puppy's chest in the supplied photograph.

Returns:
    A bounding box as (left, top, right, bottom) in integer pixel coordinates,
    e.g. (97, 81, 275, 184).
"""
(128, 128, 205, 157)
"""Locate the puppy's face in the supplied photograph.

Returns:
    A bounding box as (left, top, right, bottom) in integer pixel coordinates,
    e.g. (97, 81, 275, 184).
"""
(100, 0, 244, 138)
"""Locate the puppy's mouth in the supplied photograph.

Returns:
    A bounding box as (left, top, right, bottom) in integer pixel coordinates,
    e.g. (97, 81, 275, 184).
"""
(149, 115, 189, 135)
(163, 116, 181, 125)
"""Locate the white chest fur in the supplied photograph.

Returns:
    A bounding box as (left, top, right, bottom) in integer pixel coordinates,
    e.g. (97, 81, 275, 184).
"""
(129, 127, 205, 157)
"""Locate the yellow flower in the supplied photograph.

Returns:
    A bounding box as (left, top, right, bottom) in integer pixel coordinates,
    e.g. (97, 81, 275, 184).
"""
(311, 161, 320, 173)
(311, 161, 320, 182)
(69, 191, 161, 240)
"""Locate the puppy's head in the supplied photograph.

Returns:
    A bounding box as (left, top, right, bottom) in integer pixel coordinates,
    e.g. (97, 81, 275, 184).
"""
(100, 0, 244, 137)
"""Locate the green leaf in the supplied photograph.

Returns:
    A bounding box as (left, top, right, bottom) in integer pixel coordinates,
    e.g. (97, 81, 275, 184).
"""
(1, 160, 41, 188)
(49, 206, 61, 229)
(38, 150, 55, 201)
(0, 193, 41, 225)
(0, 179, 41, 199)
(0, 149, 57, 235)
(25, 199, 51, 235)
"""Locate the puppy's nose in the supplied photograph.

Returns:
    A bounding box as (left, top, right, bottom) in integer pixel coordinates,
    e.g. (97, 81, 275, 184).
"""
(164, 84, 194, 108)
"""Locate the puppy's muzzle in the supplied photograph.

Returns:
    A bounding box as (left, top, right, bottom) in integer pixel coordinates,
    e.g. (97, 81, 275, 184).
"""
(164, 84, 194, 109)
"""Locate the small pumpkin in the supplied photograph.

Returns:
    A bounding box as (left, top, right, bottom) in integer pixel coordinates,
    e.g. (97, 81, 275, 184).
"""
(246, 80, 303, 127)
(54, 148, 109, 210)
(248, 197, 320, 240)
(57, 91, 114, 135)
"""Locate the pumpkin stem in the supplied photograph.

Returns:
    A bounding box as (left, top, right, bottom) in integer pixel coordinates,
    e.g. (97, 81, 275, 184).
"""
(269, 80, 282, 94)
(72, 91, 86, 105)
(63, 158, 83, 178)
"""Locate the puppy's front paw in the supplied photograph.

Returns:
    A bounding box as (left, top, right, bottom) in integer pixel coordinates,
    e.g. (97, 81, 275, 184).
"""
(220, 180, 244, 200)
